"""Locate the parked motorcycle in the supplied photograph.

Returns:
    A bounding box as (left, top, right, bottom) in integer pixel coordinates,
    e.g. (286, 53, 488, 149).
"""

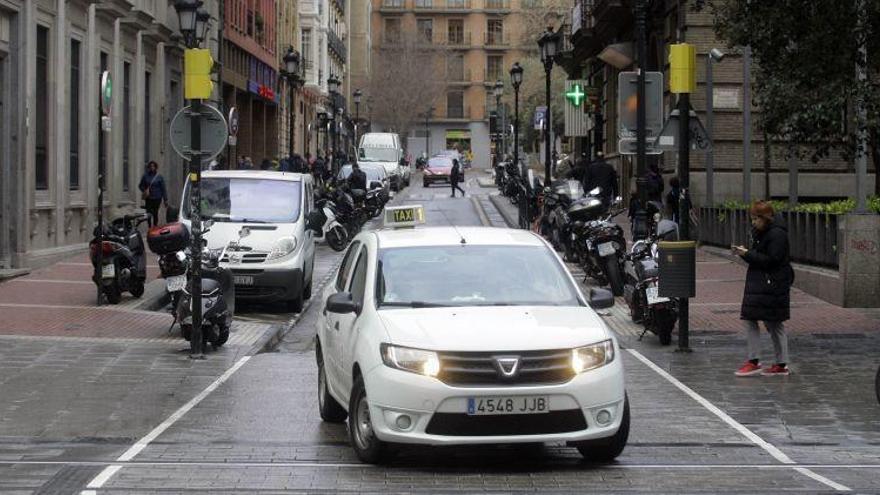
(574, 196, 627, 296)
(89, 212, 150, 304)
(623, 219, 680, 345)
(312, 193, 349, 252)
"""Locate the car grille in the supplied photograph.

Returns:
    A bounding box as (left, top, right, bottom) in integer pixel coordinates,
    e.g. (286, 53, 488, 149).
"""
(425, 410, 586, 436)
(221, 252, 268, 264)
(437, 349, 575, 386)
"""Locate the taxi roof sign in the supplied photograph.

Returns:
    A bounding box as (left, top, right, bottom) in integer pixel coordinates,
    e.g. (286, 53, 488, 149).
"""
(384, 205, 426, 228)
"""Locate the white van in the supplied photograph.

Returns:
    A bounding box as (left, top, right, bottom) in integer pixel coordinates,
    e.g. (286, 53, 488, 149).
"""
(358, 132, 409, 191)
(180, 171, 317, 312)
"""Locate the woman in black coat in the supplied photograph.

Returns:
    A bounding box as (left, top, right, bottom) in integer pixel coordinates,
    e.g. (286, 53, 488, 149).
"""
(450, 159, 465, 197)
(733, 201, 794, 377)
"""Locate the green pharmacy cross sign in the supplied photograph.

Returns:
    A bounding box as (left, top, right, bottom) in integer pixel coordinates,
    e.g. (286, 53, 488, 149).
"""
(565, 84, 585, 107)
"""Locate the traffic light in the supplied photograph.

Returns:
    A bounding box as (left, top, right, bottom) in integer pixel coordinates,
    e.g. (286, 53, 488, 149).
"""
(184, 48, 214, 100)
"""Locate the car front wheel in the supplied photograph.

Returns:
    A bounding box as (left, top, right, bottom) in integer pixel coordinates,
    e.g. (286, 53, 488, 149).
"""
(574, 394, 629, 462)
(317, 349, 347, 423)
(348, 375, 392, 464)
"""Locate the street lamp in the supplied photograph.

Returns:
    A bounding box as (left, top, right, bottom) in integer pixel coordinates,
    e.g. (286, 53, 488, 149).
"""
(353, 89, 363, 147)
(510, 62, 524, 227)
(282, 47, 302, 164)
(494, 80, 504, 163)
(537, 27, 561, 186)
(705, 48, 725, 207)
(173, 0, 210, 358)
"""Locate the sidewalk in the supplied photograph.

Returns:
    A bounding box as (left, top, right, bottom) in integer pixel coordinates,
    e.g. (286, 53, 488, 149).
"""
(487, 192, 880, 337)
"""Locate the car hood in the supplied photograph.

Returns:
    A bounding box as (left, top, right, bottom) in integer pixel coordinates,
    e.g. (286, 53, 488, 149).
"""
(377, 306, 610, 351)
(425, 167, 451, 175)
(201, 221, 297, 252)
(361, 161, 398, 174)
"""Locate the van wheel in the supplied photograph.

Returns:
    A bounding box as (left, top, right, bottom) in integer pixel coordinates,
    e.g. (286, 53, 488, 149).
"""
(287, 281, 305, 313)
(303, 277, 313, 300)
(575, 395, 630, 462)
(348, 375, 393, 464)
(317, 350, 347, 423)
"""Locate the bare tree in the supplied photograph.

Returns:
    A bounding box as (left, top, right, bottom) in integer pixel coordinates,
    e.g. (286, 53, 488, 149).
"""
(369, 33, 448, 140)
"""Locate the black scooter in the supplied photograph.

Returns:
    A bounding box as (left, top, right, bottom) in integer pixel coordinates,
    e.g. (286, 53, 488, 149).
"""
(89, 212, 150, 304)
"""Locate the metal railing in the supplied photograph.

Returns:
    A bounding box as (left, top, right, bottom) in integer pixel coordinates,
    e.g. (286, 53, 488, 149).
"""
(381, 0, 405, 8)
(484, 32, 510, 47)
(698, 208, 840, 269)
(446, 68, 472, 83)
(441, 32, 472, 46)
(328, 29, 347, 59)
(415, 0, 472, 9)
(484, 0, 510, 9)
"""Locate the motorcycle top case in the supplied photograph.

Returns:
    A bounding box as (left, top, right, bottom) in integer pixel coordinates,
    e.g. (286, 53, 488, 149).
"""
(567, 199, 605, 222)
(147, 222, 190, 255)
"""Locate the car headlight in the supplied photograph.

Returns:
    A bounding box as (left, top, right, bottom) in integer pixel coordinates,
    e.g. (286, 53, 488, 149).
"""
(267, 236, 297, 260)
(381, 344, 440, 377)
(571, 339, 615, 374)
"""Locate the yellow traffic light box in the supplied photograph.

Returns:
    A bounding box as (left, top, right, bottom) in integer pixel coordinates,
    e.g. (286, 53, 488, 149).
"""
(669, 43, 696, 94)
(184, 48, 214, 100)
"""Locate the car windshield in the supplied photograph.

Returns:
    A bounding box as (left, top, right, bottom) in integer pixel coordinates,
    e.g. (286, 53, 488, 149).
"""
(376, 245, 583, 308)
(183, 177, 301, 223)
(359, 147, 398, 162)
(428, 157, 453, 168)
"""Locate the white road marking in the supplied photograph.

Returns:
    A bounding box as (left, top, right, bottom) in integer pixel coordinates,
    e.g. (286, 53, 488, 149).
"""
(627, 348, 852, 492)
(80, 356, 252, 492)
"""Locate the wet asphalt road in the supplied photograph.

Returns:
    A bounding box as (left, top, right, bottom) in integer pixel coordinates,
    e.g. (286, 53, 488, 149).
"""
(2, 171, 879, 493)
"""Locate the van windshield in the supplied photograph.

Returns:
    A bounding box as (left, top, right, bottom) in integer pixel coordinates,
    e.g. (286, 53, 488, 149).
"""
(359, 147, 398, 163)
(183, 178, 301, 223)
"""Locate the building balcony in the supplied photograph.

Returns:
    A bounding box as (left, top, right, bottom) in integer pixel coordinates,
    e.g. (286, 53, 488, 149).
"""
(442, 105, 474, 121)
(483, 32, 510, 49)
(412, 0, 473, 13)
(592, 0, 631, 40)
(439, 31, 472, 48)
(483, 0, 510, 13)
(328, 29, 347, 60)
(482, 69, 505, 84)
(379, 0, 406, 12)
(446, 68, 473, 85)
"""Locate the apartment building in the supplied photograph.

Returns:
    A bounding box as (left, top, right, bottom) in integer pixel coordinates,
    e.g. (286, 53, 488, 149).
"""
(372, 0, 528, 167)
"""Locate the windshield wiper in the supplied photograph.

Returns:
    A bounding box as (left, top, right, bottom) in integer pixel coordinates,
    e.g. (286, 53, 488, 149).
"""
(233, 218, 269, 224)
(380, 301, 451, 308)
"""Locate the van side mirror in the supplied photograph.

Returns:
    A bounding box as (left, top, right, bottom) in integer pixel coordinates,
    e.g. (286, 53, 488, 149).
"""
(326, 292, 361, 314)
(588, 288, 614, 310)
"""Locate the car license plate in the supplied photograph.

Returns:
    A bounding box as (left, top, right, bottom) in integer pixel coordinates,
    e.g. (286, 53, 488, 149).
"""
(166, 275, 186, 292)
(466, 396, 549, 416)
(597, 241, 616, 257)
(646, 285, 669, 305)
(101, 264, 115, 279)
(233, 275, 254, 286)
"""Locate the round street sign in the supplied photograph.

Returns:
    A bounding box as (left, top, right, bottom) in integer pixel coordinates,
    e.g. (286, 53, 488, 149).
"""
(169, 104, 229, 163)
(228, 107, 239, 137)
(100, 71, 112, 116)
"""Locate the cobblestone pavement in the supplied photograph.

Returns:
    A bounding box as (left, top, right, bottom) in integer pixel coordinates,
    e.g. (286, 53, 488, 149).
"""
(1, 173, 878, 493)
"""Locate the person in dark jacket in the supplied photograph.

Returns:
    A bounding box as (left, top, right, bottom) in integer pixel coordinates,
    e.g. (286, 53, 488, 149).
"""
(348, 162, 367, 191)
(645, 161, 664, 202)
(138, 161, 167, 227)
(583, 153, 619, 205)
(733, 201, 794, 377)
(450, 159, 466, 197)
(666, 177, 681, 224)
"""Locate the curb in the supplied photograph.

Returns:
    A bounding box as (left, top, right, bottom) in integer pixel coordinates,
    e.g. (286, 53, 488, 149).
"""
(488, 193, 517, 228)
(471, 196, 491, 227)
(135, 279, 171, 312)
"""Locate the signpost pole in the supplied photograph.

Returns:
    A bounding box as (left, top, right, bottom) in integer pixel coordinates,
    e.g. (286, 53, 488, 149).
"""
(189, 98, 204, 359)
(634, 0, 648, 239)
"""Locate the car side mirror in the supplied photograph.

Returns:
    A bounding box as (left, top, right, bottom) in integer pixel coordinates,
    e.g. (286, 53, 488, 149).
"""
(326, 292, 361, 314)
(306, 210, 323, 233)
(588, 288, 614, 310)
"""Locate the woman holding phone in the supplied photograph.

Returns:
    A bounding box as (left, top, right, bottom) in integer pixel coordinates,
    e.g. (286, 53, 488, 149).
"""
(733, 201, 795, 376)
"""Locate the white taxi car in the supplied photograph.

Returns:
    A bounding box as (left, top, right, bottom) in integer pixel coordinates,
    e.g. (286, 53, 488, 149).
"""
(315, 206, 627, 464)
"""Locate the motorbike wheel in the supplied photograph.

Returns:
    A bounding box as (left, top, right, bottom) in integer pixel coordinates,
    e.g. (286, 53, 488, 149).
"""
(604, 256, 625, 297)
(213, 322, 230, 347)
(104, 283, 122, 304)
(129, 280, 145, 298)
(652, 308, 677, 346)
(326, 226, 348, 252)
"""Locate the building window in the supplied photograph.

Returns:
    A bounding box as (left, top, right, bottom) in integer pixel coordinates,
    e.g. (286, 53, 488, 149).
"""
(447, 53, 464, 81)
(414, 0, 433, 8)
(35, 25, 49, 191)
(122, 62, 131, 192)
(246, 7, 254, 37)
(99, 52, 108, 183)
(448, 19, 464, 44)
(383, 0, 405, 7)
(487, 55, 503, 81)
(448, 0, 466, 7)
(144, 71, 151, 163)
(384, 18, 401, 43)
(69, 39, 81, 190)
(302, 29, 312, 71)
(417, 18, 433, 43)
(447, 91, 464, 118)
(487, 18, 504, 45)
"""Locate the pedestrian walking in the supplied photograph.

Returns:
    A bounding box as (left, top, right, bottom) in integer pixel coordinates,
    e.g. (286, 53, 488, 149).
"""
(645, 161, 664, 202)
(733, 201, 794, 377)
(138, 161, 167, 227)
(666, 177, 681, 224)
(583, 152, 619, 205)
(450, 159, 465, 197)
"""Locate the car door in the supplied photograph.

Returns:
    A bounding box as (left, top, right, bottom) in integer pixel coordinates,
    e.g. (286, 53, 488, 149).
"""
(335, 246, 369, 401)
(302, 181, 316, 279)
(322, 241, 361, 388)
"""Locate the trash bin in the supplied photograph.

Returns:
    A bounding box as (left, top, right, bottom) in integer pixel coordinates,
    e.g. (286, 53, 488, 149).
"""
(657, 241, 696, 298)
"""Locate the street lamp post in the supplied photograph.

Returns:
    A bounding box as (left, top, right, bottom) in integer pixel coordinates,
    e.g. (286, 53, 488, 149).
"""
(494, 80, 504, 164)
(705, 48, 724, 207)
(282, 47, 302, 164)
(510, 62, 524, 228)
(632, 0, 649, 239)
(537, 28, 561, 186)
(174, 0, 211, 359)
(422, 107, 435, 157)
(353, 89, 363, 148)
